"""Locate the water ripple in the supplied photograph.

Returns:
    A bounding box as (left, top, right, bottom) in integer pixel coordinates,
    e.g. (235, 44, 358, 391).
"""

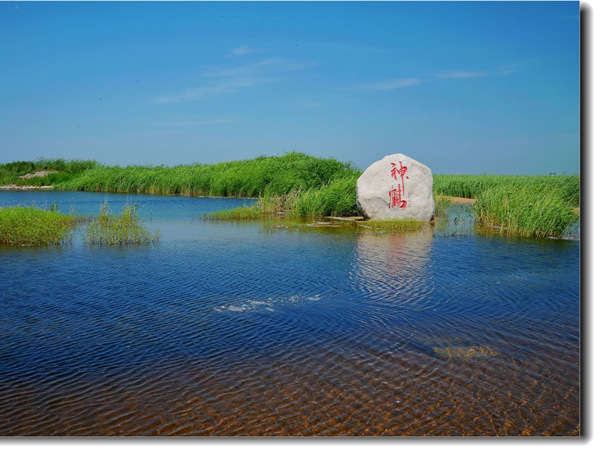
(0, 192, 580, 436)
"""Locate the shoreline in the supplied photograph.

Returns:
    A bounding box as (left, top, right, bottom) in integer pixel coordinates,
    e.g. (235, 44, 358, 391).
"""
(0, 185, 55, 191)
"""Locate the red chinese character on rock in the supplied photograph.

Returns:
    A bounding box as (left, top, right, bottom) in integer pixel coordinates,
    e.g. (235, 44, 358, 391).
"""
(390, 162, 408, 181)
(388, 161, 409, 209)
(389, 185, 407, 209)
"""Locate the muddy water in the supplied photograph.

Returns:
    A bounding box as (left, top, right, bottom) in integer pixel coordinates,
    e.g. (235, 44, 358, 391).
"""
(0, 192, 579, 435)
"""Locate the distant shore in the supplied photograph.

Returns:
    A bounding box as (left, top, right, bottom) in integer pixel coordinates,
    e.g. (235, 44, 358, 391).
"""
(0, 184, 54, 190)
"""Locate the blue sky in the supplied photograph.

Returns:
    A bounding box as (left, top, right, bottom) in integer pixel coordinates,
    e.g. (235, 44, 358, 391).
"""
(0, 1, 579, 174)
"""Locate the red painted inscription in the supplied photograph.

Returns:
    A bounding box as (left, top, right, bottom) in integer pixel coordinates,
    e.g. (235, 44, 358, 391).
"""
(388, 161, 409, 209)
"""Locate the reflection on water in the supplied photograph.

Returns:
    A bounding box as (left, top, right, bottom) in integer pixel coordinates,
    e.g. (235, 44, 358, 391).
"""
(353, 229, 434, 309)
(0, 191, 580, 436)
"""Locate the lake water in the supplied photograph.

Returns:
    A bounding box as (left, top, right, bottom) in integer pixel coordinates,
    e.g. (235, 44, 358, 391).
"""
(0, 191, 580, 436)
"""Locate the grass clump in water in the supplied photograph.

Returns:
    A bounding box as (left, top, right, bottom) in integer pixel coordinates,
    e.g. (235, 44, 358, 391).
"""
(434, 196, 452, 218)
(0, 206, 76, 246)
(204, 189, 302, 220)
(84, 203, 160, 246)
(474, 185, 578, 238)
(293, 176, 361, 218)
(206, 176, 361, 220)
(359, 219, 426, 234)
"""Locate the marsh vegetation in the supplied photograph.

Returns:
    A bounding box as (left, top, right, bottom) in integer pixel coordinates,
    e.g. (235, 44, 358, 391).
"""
(0, 206, 76, 246)
(84, 203, 160, 246)
(0, 154, 579, 239)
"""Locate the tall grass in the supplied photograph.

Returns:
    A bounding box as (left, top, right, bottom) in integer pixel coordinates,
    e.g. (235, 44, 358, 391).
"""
(84, 203, 160, 246)
(0, 159, 98, 186)
(205, 176, 361, 220)
(433, 174, 580, 207)
(0, 206, 76, 246)
(474, 184, 578, 238)
(434, 174, 579, 237)
(58, 152, 361, 197)
(294, 176, 361, 217)
(1, 155, 580, 237)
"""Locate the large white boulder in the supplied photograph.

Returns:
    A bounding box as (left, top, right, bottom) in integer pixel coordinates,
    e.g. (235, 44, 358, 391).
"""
(356, 153, 435, 221)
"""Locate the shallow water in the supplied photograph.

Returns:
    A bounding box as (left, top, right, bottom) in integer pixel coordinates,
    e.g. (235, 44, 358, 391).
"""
(0, 192, 580, 436)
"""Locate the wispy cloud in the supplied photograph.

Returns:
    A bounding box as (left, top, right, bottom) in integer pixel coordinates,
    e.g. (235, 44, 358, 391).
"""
(494, 63, 522, 76)
(153, 78, 262, 104)
(436, 71, 489, 79)
(231, 46, 252, 56)
(229, 46, 263, 57)
(141, 119, 233, 127)
(153, 58, 314, 104)
(353, 78, 421, 92)
(203, 58, 314, 78)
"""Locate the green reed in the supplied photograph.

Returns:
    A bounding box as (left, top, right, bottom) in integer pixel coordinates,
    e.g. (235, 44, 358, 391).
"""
(2, 155, 580, 238)
(0, 206, 76, 246)
(434, 196, 452, 218)
(0, 159, 98, 186)
(433, 174, 579, 238)
(473, 184, 578, 238)
(56, 152, 361, 197)
(84, 203, 160, 246)
(205, 175, 361, 220)
(433, 174, 579, 206)
(293, 176, 361, 218)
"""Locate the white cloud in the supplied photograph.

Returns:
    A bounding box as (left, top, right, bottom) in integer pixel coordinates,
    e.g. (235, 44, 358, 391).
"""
(152, 78, 263, 104)
(153, 58, 314, 104)
(230, 46, 263, 57)
(354, 78, 421, 92)
(231, 46, 251, 56)
(141, 119, 233, 127)
(203, 58, 314, 78)
(494, 63, 522, 76)
(436, 71, 488, 79)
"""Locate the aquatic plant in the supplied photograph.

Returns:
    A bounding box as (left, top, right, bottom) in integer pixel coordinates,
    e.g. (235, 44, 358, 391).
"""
(474, 184, 578, 238)
(204, 206, 264, 221)
(0, 206, 76, 246)
(433, 174, 579, 238)
(206, 175, 361, 220)
(57, 152, 361, 198)
(434, 196, 452, 217)
(293, 176, 361, 218)
(2, 156, 580, 239)
(358, 219, 427, 234)
(433, 174, 579, 207)
(84, 203, 160, 246)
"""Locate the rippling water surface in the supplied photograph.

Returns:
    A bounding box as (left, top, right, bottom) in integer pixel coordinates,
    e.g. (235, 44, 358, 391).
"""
(0, 192, 580, 436)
